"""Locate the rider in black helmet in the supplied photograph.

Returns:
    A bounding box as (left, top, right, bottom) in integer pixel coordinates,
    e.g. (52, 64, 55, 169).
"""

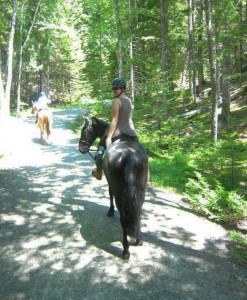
(92, 77, 138, 180)
(111, 77, 126, 93)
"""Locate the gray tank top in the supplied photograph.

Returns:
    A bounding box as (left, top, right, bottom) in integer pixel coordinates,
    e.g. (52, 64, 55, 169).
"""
(112, 97, 137, 138)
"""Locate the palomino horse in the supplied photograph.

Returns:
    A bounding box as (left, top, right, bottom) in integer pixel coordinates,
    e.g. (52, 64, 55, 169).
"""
(31, 102, 52, 144)
(79, 117, 148, 259)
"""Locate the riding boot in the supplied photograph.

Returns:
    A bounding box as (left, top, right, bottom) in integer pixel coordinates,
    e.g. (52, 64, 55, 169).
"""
(35, 114, 38, 124)
(92, 166, 103, 180)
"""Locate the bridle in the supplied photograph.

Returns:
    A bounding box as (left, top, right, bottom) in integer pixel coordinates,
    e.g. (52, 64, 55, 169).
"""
(80, 117, 108, 161)
(80, 119, 98, 161)
(79, 139, 97, 160)
(88, 148, 97, 160)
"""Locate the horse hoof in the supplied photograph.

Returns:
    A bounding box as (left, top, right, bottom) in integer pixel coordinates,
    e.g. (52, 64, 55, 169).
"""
(107, 210, 114, 217)
(135, 240, 143, 246)
(122, 251, 130, 260)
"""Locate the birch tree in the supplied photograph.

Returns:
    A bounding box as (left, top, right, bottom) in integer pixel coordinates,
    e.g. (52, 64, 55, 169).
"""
(0, 0, 18, 120)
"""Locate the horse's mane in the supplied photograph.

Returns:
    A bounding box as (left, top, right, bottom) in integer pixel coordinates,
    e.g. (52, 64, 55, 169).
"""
(91, 117, 109, 137)
(91, 117, 109, 128)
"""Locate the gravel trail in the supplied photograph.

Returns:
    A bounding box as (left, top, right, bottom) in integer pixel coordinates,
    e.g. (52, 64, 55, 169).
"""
(0, 108, 246, 300)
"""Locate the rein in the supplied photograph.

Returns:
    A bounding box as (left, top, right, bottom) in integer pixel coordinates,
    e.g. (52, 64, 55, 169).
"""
(88, 148, 97, 161)
(87, 147, 107, 161)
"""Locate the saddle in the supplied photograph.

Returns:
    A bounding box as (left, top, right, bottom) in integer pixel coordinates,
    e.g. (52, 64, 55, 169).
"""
(112, 133, 138, 143)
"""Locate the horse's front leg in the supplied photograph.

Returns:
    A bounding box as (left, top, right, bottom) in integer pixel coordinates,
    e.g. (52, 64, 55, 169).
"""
(107, 188, 114, 217)
(47, 117, 52, 143)
(120, 213, 130, 259)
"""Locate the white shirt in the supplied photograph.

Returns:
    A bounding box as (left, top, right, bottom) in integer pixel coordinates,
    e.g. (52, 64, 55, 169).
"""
(36, 95, 51, 110)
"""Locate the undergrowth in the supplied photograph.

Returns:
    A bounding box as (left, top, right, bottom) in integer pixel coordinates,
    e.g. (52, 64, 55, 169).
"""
(229, 231, 247, 267)
(75, 96, 247, 223)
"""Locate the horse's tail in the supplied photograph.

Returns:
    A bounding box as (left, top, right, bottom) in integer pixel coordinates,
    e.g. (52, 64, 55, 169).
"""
(45, 113, 52, 136)
(122, 151, 141, 238)
(46, 117, 50, 136)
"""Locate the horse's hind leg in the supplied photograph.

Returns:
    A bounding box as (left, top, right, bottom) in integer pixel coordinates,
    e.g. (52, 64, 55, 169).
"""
(134, 216, 143, 246)
(134, 231, 143, 246)
(107, 189, 114, 217)
(38, 122, 45, 144)
(120, 213, 130, 259)
(41, 131, 45, 144)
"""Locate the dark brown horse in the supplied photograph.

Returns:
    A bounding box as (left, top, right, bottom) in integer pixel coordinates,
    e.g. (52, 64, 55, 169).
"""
(31, 102, 52, 144)
(79, 117, 148, 259)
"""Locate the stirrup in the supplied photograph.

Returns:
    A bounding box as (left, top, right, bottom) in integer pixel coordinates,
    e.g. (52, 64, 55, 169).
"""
(92, 168, 103, 180)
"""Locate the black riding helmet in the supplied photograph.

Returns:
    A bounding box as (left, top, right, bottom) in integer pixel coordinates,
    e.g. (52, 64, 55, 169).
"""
(112, 77, 126, 90)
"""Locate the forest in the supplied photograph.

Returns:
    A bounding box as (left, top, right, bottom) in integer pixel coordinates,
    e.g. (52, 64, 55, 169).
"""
(0, 0, 247, 262)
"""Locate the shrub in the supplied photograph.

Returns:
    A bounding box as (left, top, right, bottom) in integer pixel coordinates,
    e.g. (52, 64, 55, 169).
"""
(229, 231, 247, 267)
(149, 151, 193, 192)
(189, 140, 246, 191)
(185, 172, 247, 224)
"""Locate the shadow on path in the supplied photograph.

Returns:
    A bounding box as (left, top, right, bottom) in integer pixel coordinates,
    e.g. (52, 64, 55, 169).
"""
(0, 108, 246, 300)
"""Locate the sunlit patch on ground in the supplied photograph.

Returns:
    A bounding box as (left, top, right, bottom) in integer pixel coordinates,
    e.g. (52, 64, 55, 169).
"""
(1, 214, 26, 225)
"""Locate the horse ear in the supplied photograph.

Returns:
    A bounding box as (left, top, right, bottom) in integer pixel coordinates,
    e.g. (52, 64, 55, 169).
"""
(84, 117, 92, 126)
(83, 118, 89, 126)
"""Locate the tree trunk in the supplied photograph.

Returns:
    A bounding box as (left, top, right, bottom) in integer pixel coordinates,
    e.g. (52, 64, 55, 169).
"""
(0, 50, 5, 122)
(128, 0, 135, 102)
(187, 0, 197, 103)
(221, 15, 231, 127)
(238, 0, 244, 73)
(205, 0, 219, 142)
(17, 0, 24, 115)
(160, 0, 168, 102)
(99, 1, 103, 103)
(113, 0, 124, 77)
(3, 0, 18, 118)
(196, 0, 205, 94)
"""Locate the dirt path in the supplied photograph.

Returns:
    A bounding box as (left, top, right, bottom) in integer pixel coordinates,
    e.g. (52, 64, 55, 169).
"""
(0, 108, 246, 300)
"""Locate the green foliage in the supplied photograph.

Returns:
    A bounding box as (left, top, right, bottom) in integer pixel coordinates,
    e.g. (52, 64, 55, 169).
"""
(185, 172, 247, 223)
(149, 151, 193, 192)
(0, 0, 11, 45)
(229, 231, 247, 267)
(189, 139, 247, 190)
(230, 231, 247, 247)
(66, 114, 83, 134)
(10, 111, 17, 117)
